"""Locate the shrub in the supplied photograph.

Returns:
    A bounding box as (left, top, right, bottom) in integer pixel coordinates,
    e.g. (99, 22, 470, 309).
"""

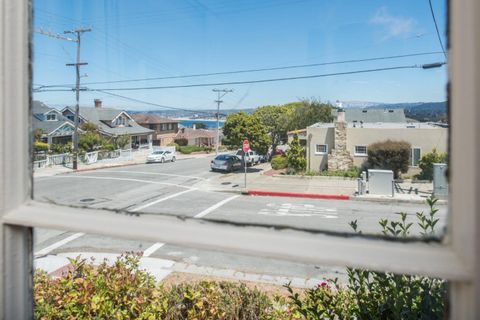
(114, 135, 131, 150)
(367, 140, 411, 178)
(78, 132, 103, 152)
(177, 145, 204, 154)
(417, 148, 448, 181)
(49, 144, 71, 154)
(271, 155, 288, 170)
(34, 253, 290, 319)
(34, 141, 49, 153)
(305, 168, 360, 178)
(174, 138, 188, 146)
(286, 135, 306, 173)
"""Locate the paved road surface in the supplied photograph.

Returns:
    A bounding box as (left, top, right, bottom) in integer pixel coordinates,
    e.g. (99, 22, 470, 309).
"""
(33, 156, 448, 284)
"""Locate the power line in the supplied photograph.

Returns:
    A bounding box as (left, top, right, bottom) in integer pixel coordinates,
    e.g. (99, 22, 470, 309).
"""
(94, 90, 216, 116)
(41, 51, 444, 87)
(78, 64, 446, 91)
(427, 0, 447, 59)
(33, 62, 446, 94)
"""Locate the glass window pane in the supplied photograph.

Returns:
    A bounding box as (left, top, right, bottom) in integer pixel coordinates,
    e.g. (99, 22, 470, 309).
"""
(32, 0, 449, 242)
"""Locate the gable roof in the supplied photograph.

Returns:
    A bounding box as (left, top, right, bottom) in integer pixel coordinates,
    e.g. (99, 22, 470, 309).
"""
(175, 128, 217, 139)
(131, 114, 178, 124)
(32, 101, 74, 135)
(62, 106, 153, 137)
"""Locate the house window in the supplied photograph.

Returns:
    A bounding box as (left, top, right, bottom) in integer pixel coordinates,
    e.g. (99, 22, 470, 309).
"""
(354, 145, 368, 156)
(46, 113, 57, 121)
(115, 117, 126, 126)
(315, 144, 328, 154)
(411, 147, 421, 166)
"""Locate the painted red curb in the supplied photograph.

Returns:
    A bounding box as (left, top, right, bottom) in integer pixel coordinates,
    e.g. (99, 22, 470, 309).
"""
(247, 190, 350, 200)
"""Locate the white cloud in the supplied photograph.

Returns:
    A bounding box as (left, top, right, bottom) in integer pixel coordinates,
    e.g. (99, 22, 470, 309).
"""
(370, 7, 415, 40)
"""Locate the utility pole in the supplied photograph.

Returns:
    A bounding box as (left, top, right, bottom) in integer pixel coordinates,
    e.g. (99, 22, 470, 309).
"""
(212, 88, 233, 155)
(65, 28, 91, 170)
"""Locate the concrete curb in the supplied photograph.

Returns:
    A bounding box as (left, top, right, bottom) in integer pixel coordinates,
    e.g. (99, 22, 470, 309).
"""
(271, 174, 357, 181)
(352, 196, 448, 205)
(246, 189, 350, 200)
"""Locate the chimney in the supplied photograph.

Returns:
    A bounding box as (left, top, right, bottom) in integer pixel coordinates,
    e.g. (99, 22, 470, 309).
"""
(336, 108, 346, 123)
(94, 99, 102, 109)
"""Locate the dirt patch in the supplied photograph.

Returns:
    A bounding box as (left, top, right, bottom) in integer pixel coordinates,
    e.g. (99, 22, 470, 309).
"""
(160, 272, 301, 298)
(263, 168, 286, 176)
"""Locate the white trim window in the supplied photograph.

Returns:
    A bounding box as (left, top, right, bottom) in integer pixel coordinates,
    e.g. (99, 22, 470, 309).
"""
(411, 147, 422, 167)
(354, 145, 368, 156)
(315, 144, 328, 155)
(46, 113, 57, 121)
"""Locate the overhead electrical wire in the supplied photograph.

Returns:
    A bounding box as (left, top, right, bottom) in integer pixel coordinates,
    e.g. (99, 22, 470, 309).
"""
(427, 0, 447, 59)
(38, 51, 444, 88)
(94, 90, 216, 115)
(34, 63, 444, 93)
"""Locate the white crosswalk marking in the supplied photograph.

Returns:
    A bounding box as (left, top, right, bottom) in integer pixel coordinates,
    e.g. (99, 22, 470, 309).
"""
(258, 203, 338, 218)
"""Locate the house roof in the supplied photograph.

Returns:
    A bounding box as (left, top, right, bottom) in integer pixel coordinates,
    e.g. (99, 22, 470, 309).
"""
(63, 106, 154, 137)
(131, 114, 178, 124)
(175, 128, 217, 139)
(32, 101, 74, 135)
(332, 108, 407, 123)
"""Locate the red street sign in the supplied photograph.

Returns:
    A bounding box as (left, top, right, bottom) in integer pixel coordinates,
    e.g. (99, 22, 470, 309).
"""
(242, 139, 250, 153)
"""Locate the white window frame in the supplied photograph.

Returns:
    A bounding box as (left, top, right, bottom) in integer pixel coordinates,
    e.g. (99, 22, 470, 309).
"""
(45, 112, 57, 121)
(354, 145, 368, 156)
(0, 1, 479, 318)
(315, 144, 328, 155)
(411, 147, 422, 167)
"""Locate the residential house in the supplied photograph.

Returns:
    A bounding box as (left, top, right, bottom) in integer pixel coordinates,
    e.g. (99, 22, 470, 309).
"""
(131, 114, 179, 146)
(175, 127, 218, 146)
(61, 99, 154, 149)
(290, 109, 447, 174)
(32, 101, 76, 145)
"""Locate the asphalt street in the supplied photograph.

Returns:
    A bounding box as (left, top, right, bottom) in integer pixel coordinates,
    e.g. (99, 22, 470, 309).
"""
(33, 156, 448, 282)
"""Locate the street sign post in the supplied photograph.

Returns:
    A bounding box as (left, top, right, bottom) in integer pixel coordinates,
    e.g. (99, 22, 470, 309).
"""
(242, 139, 249, 189)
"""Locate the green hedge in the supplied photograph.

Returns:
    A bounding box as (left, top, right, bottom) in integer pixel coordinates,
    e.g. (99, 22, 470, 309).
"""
(271, 155, 288, 170)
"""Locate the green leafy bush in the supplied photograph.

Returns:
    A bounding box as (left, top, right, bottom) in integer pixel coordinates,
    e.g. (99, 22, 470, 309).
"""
(271, 155, 288, 170)
(114, 135, 131, 150)
(49, 144, 72, 154)
(177, 145, 204, 154)
(34, 141, 49, 153)
(417, 148, 447, 181)
(78, 132, 103, 152)
(286, 135, 306, 173)
(305, 168, 360, 178)
(174, 138, 189, 146)
(34, 254, 290, 319)
(367, 140, 411, 178)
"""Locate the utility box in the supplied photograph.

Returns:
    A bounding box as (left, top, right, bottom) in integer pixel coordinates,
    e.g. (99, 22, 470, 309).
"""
(433, 163, 448, 199)
(368, 169, 394, 196)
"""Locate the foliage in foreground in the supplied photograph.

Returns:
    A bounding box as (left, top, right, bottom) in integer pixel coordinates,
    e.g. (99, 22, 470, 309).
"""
(271, 155, 288, 170)
(304, 168, 360, 178)
(35, 197, 446, 320)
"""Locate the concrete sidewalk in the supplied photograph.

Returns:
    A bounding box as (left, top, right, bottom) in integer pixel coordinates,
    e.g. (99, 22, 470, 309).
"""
(34, 151, 213, 178)
(35, 251, 328, 289)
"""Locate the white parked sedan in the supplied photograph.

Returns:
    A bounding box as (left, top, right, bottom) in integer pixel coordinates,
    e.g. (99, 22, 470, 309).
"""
(146, 150, 176, 163)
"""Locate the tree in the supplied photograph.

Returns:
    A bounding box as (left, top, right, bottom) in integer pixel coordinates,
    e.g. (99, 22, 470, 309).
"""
(114, 135, 131, 150)
(289, 99, 334, 130)
(222, 112, 271, 155)
(417, 148, 448, 181)
(34, 128, 44, 141)
(79, 121, 98, 132)
(367, 140, 411, 178)
(286, 135, 306, 173)
(78, 131, 103, 152)
(253, 104, 295, 152)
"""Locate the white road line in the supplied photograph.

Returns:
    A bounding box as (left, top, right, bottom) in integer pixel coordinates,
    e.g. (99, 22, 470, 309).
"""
(51, 175, 193, 189)
(131, 188, 197, 212)
(194, 195, 240, 219)
(143, 242, 165, 257)
(34, 232, 85, 257)
(111, 170, 208, 181)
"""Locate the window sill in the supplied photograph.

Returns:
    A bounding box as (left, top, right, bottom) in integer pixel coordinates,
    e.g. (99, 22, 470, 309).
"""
(3, 200, 471, 281)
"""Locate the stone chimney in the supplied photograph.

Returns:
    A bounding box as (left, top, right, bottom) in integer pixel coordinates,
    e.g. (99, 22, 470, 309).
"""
(94, 99, 102, 109)
(327, 105, 354, 171)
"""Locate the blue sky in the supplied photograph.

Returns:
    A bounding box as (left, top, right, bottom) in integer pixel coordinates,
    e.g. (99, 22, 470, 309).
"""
(33, 0, 447, 111)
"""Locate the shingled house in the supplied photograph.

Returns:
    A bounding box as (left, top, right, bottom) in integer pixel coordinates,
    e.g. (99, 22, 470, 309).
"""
(61, 99, 154, 149)
(32, 101, 77, 145)
(131, 114, 179, 146)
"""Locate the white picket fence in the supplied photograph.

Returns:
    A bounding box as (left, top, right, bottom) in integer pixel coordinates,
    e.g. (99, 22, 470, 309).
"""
(33, 149, 134, 170)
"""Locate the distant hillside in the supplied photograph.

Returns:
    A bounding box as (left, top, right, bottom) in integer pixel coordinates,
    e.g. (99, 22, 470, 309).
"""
(368, 102, 447, 122)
